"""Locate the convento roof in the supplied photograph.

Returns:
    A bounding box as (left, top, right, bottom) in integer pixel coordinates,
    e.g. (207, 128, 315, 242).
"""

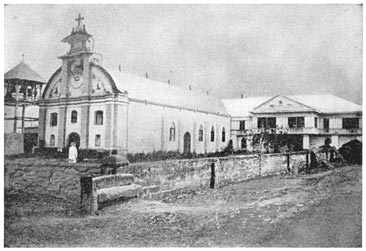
(223, 94, 362, 117)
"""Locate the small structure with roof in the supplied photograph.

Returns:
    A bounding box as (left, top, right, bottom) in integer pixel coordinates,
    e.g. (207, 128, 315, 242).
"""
(4, 58, 46, 155)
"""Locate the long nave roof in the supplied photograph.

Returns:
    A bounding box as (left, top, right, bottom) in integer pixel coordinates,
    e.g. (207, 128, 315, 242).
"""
(106, 68, 230, 116)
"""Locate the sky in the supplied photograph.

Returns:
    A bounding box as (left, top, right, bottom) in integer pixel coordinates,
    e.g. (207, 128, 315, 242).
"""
(4, 4, 363, 104)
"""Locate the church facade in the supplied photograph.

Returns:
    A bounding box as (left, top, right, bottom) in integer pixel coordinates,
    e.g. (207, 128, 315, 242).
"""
(38, 16, 231, 155)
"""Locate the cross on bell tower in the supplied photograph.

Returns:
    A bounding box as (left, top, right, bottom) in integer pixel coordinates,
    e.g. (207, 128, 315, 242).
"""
(58, 14, 95, 100)
(60, 13, 92, 55)
(75, 13, 84, 26)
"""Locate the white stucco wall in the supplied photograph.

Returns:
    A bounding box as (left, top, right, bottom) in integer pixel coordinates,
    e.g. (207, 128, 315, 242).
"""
(44, 107, 60, 147)
(127, 101, 231, 154)
(88, 103, 106, 149)
(5, 105, 39, 133)
(64, 105, 83, 146)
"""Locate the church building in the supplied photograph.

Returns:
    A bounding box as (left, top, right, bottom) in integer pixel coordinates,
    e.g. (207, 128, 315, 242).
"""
(38, 15, 231, 155)
(38, 14, 362, 156)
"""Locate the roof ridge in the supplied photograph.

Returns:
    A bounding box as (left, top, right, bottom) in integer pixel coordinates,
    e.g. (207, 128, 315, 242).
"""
(102, 67, 229, 116)
(5, 60, 46, 83)
(108, 69, 221, 100)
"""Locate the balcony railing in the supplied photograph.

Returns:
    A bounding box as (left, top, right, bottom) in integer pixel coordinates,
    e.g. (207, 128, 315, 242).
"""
(317, 128, 362, 135)
(233, 127, 362, 135)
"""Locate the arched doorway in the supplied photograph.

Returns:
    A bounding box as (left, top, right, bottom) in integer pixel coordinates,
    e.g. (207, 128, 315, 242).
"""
(183, 132, 191, 153)
(241, 138, 247, 149)
(67, 132, 80, 149)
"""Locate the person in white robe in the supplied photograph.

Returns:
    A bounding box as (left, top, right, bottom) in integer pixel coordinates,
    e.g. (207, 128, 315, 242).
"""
(68, 142, 78, 163)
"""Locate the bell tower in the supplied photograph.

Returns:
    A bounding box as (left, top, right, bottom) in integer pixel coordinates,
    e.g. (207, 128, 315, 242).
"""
(58, 13, 93, 98)
(62, 13, 92, 54)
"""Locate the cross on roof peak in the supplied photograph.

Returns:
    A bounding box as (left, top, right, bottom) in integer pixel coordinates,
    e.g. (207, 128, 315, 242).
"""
(75, 13, 84, 26)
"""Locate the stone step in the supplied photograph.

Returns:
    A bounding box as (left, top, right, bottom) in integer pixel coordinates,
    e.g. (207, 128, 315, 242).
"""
(97, 183, 142, 203)
(94, 174, 135, 190)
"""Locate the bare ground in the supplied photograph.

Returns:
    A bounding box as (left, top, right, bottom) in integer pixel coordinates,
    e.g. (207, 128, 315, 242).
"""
(4, 164, 361, 247)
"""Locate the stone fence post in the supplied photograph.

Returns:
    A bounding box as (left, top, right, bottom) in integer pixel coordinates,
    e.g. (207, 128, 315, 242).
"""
(80, 176, 98, 214)
(210, 161, 216, 189)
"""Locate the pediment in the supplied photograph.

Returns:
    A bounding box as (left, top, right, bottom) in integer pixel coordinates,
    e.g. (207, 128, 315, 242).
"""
(251, 95, 315, 114)
(45, 70, 65, 99)
(43, 64, 115, 100)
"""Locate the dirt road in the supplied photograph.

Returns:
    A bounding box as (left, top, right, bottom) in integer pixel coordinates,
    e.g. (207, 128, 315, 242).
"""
(4, 164, 361, 247)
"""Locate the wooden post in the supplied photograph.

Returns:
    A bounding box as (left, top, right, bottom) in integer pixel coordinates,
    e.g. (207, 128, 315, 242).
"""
(13, 84, 20, 133)
(286, 153, 290, 172)
(21, 104, 25, 133)
(306, 150, 309, 174)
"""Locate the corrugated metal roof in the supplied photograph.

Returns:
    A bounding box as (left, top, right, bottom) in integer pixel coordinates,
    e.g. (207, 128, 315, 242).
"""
(223, 94, 362, 116)
(5, 61, 46, 84)
(288, 94, 362, 114)
(222, 96, 271, 117)
(107, 69, 230, 116)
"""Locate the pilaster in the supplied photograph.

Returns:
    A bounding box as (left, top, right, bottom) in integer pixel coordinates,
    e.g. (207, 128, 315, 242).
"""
(161, 116, 166, 151)
(303, 135, 310, 150)
(104, 103, 113, 150)
(178, 120, 182, 153)
(58, 106, 67, 147)
(192, 121, 197, 153)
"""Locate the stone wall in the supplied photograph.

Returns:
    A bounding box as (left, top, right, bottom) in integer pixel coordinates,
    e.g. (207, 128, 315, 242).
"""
(4, 133, 24, 155)
(5, 152, 308, 200)
(122, 152, 307, 198)
(5, 158, 100, 199)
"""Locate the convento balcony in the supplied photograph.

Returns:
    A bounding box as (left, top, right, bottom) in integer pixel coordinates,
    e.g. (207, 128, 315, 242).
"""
(234, 127, 362, 136)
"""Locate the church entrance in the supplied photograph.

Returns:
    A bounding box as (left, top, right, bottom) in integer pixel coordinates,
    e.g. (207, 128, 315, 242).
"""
(183, 132, 191, 153)
(67, 132, 80, 148)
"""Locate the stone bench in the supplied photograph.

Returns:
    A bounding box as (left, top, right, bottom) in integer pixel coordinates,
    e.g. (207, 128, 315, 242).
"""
(80, 173, 142, 214)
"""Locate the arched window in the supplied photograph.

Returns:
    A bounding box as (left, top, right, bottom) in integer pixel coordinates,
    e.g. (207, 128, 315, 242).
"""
(222, 127, 226, 142)
(71, 110, 77, 123)
(95, 134, 101, 146)
(198, 125, 203, 142)
(50, 113, 58, 126)
(50, 134, 55, 146)
(169, 122, 176, 141)
(210, 126, 215, 142)
(95, 110, 103, 125)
